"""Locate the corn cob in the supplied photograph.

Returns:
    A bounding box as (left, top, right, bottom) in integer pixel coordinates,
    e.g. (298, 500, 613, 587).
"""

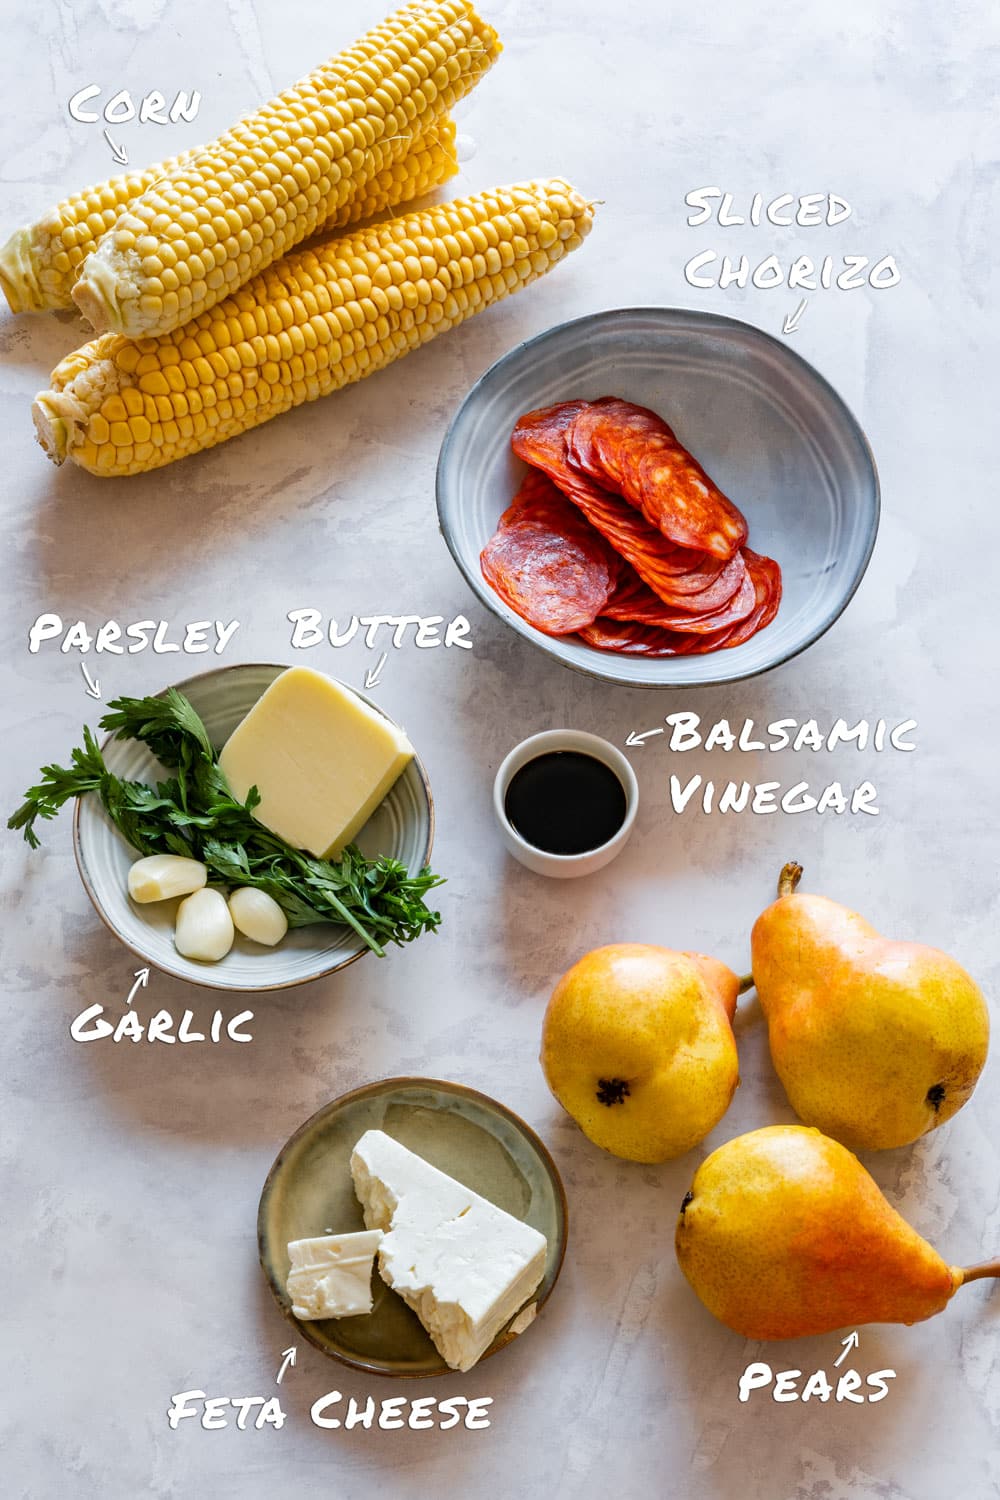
(33, 179, 594, 477)
(70, 0, 500, 339)
(0, 122, 458, 315)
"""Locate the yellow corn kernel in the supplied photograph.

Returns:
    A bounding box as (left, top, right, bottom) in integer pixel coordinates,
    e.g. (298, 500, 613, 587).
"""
(33, 179, 594, 477)
(139, 371, 171, 396)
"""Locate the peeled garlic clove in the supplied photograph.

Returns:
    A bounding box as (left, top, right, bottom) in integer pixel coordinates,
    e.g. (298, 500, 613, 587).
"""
(175, 888, 234, 962)
(229, 887, 289, 947)
(128, 854, 207, 903)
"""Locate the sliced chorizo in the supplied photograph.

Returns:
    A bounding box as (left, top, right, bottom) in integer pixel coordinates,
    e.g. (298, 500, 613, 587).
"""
(568, 397, 748, 560)
(700, 548, 783, 649)
(581, 550, 782, 655)
(480, 470, 620, 635)
(603, 557, 757, 633)
(577, 617, 706, 656)
(511, 403, 743, 608)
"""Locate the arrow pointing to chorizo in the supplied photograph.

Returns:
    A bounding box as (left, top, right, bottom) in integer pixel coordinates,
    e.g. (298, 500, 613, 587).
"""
(275, 1346, 296, 1384)
(102, 127, 128, 167)
(126, 968, 150, 1006)
(81, 662, 101, 699)
(782, 298, 808, 335)
(625, 728, 664, 747)
(833, 1330, 859, 1367)
(364, 652, 387, 690)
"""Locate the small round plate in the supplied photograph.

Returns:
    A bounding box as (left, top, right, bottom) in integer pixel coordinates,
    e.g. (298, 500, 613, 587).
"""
(436, 306, 880, 687)
(257, 1078, 568, 1377)
(73, 663, 434, 991)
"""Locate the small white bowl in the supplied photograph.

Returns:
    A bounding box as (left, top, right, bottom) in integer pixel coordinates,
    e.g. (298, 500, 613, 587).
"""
(493, 730, 638, 879)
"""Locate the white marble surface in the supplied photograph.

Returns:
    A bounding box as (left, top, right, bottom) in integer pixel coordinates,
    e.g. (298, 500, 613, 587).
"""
(2, 0, 999, 1496)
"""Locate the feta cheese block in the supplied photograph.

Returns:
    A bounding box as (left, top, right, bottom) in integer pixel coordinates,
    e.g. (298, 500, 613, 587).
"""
(350, 1130, 548, 1372)
(219, 667, 414, 858)
(286, 1230, 384, 1320)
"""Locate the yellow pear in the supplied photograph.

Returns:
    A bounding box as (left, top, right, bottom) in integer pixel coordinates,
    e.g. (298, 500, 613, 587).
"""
(675, 1125, 998, 1339)
(540, 944, 740, 1163)
(751, 863, 990, 1150)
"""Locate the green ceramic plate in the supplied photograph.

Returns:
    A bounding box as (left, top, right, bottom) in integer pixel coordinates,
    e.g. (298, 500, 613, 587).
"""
(258, 1078, 568, 1377)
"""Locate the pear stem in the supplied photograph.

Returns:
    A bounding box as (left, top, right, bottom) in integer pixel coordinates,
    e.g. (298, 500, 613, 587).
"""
(959, 1260, 1000, 1285)
(778, 861, 804, 898)
(737, 973, 755, 995)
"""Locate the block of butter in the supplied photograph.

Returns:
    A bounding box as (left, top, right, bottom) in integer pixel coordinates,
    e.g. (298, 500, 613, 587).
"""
(351, 1130, 548, 1372)
(286, 1230, 384, 1320)
(219, 667, 414, 858)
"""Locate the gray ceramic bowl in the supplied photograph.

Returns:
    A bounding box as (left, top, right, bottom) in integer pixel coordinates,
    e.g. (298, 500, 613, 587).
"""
(436, 307, 879, 687)
(74, 663, 434, 991)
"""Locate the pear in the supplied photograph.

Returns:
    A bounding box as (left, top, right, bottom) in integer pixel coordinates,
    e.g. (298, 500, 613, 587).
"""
(750, 863, 990, 1150)
(675, 1125, 999, 1339)
(541, 944, 741, 1163)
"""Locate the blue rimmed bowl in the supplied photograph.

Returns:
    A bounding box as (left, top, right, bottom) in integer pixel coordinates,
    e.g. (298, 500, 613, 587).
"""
(436, 307, 879, 687)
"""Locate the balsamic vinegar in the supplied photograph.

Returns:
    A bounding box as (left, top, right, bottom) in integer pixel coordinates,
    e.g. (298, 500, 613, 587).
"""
(504, 751, 627, 856)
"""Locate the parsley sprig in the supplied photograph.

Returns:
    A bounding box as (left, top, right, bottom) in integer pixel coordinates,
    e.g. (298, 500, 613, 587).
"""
(8, 689, 442, 956)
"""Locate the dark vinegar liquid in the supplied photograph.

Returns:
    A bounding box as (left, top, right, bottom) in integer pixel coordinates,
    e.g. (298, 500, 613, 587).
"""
(504, 751, 627, 856)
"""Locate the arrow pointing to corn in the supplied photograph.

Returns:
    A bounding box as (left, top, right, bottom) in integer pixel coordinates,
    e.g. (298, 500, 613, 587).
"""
(102, 128, 128, 167)
(126, 968, 150, 1006)
(625, 728, 663, 747)
(81, 662, 101, 699)
(276, 1346, 296, 1384)
(364, 652, 387, 690)
(833, 1330, 859, 1367)
(782, 298, 808, 335)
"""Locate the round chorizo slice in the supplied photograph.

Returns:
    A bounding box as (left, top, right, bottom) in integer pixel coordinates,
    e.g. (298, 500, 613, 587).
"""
(480, 472, 620, 636)
(569, 397, 749, 561)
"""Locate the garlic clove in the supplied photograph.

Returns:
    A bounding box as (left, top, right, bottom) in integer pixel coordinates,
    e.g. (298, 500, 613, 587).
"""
(229, 887, 289, 947)
(174, 888, 235, 962)
(128, 853, 207, 903)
